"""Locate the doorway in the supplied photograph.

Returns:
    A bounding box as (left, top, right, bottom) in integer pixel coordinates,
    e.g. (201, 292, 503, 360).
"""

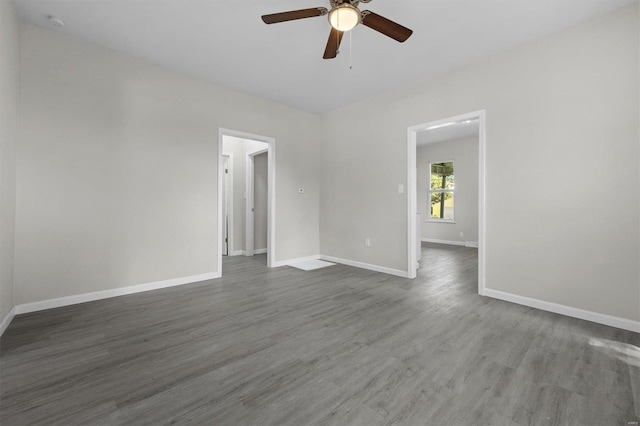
(246, 148, 268, 257)
(407, 110, 486, 295)
(218, 129, 276, 275)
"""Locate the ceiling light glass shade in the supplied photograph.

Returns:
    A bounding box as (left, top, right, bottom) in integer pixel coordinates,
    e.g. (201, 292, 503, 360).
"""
(329, 5, 360, 31)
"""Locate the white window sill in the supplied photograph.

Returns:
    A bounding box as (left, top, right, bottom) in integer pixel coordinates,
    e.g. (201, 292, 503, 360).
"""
(425, 219, 456, 224)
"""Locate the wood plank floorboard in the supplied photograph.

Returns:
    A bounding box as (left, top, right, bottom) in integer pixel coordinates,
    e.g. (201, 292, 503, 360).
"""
(1, 243, 638, 425)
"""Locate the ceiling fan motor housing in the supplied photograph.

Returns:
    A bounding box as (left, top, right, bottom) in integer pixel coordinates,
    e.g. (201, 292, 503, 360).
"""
(330, 0, 371, 6)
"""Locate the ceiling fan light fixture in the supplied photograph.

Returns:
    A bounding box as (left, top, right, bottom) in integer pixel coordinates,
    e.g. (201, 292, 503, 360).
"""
(329, 4, 360, 31)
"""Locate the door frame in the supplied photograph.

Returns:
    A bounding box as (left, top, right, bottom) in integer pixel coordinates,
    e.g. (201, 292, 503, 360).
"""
(218, 128, 276, 274)
(406, 110, 486, 296)
(222, 152, 234, 256)
(245, 148, 268, 257)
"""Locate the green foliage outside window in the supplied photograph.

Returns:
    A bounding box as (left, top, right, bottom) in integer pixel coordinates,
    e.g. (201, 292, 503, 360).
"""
(430, 162, 454, 220)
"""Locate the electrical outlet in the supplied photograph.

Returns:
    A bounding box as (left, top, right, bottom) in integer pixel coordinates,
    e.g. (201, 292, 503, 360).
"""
(460, 232, 464, 237)
(365, 238, 371, 247)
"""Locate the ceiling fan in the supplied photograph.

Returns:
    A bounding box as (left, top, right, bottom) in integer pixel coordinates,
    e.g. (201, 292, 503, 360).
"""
(261, 0, 413, 59)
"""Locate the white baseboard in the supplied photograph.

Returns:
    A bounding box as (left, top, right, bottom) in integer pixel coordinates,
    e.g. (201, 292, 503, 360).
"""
(421, 238, 464, 246)
(0, 306, 16, 337)
(320, 255, 408, 278)
(484, 288, 640, 333)
(272, 255, 320, 268)
(14, 272, 221, 315)
(465, 241, 479, 248)
(254, 248, 267, 255)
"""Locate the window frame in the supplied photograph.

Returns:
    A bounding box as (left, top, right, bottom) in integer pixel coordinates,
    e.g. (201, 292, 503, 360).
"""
(427, 160, 456, 223)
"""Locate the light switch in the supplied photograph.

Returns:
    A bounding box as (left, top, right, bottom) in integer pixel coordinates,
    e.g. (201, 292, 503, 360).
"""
(398, 184, 404, 194)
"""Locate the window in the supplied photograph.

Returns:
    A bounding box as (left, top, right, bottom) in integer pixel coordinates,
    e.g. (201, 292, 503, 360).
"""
(429, 161, 455, 221)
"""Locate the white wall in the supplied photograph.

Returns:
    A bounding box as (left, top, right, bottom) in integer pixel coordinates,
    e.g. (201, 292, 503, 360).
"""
(417, 137, 479, 244)
(321, 5, 639, 322)
(15, 23, 321, 305)
(0, 0, 18, 327)
(223, 136, 246, 253)
(254, 152, 268, 251)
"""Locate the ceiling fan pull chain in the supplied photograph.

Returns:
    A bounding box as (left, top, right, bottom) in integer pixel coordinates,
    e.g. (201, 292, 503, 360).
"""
(338, 23, 341, 54)
(349, 29, 352, 70)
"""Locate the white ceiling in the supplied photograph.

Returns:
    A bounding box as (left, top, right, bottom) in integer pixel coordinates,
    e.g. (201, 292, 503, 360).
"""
(417, 121, 479, 146)
(12, 0, 636, 114)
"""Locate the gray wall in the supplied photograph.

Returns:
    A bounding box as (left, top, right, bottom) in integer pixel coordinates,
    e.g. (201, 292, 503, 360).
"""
(417, 137, 479, 244)
(222, 136, 246, 254)
(254, 152, 268, 251)
(0, 0, 18, 324)
(15, 23, 321, 305)
(320, 5, 639, 322)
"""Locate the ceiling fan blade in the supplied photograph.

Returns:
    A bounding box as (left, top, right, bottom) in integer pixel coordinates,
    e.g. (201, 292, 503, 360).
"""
(262, 7, 328, 24)
(361, 11, 413, 42)
(323, 27, 344, 59)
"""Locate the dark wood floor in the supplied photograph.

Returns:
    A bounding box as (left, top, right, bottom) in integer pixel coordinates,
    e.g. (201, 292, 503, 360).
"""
(1, 243, 638, 425)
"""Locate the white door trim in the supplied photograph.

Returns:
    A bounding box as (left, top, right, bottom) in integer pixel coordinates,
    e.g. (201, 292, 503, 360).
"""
(246, 148, 269, 257)
(218, 129, 276, 274)
(407, 110, 487, 296)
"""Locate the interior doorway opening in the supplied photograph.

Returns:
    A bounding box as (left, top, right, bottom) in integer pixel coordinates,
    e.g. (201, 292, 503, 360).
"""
(245, 147, 268, 257)
(407, 110, 486, 295)
(218, 129, 275, 275)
